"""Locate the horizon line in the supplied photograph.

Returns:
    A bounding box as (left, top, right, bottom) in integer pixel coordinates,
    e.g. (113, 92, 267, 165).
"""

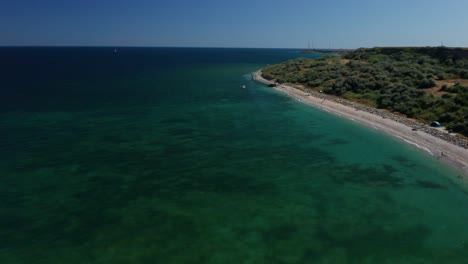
(0, 45, 354, 49)
(1, 45, 466, 49)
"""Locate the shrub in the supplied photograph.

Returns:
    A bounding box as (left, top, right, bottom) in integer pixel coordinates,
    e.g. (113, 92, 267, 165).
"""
(418, 78, 436, 88)
(459, 69, 468, 79)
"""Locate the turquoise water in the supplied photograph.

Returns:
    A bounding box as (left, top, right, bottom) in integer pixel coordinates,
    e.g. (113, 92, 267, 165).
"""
(1, 48, 468, 263)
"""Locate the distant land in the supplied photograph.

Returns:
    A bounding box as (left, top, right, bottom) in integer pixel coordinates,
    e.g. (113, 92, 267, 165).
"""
(300, 48, 354, 55)
(262, 47, 468, 137)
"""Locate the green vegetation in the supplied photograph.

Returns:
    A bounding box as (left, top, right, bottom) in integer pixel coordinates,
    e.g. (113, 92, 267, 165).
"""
(262, 47, 468, 136)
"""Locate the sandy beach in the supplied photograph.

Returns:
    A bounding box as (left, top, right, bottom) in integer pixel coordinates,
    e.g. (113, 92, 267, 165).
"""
(253, 70, 468, 179)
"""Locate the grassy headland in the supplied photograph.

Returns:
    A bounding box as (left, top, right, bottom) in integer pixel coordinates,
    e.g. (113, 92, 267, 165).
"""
(262, 47, 468, 136)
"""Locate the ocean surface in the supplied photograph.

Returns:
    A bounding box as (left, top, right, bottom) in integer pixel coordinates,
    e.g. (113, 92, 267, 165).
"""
(1, 47, 468, 263)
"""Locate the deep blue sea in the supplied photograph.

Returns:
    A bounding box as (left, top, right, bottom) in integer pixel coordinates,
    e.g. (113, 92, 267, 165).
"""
(1, 47, 468, 263)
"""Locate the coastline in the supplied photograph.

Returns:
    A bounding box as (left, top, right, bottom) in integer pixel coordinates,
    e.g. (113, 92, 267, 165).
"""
(253, 70, 468, 179)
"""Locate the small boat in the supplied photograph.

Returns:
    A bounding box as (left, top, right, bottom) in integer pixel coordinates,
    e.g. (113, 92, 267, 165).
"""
(114, 49, 118, 53)
(242, 85, 246, 89)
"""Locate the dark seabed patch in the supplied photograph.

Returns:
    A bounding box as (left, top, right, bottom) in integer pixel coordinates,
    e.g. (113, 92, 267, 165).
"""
(415, 180, 447, 190)
(326, 138, 350, 146)
(262, 223, 298, 242)
(159, 117, 190, 125)
(327, 163, 405, 188)
(382, 163, 398, 175)
(310, 225, 432, 262)
(390, 154, 420, 169)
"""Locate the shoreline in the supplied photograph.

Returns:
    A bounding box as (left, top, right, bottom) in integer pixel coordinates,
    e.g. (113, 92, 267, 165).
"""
(253, 70, 468, 179)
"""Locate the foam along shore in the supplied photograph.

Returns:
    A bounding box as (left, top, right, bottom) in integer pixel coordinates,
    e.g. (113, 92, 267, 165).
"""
(253, 70, 468, 178)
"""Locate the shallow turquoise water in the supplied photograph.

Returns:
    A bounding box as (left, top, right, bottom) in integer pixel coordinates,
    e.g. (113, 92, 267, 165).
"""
(0, 48, 467, 263)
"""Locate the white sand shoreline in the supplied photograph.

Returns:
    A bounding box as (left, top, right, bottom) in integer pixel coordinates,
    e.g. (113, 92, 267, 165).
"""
(252, 70, 468, 180)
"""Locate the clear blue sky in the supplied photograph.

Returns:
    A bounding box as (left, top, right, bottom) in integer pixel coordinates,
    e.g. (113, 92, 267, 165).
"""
(1, 0, 467, 48)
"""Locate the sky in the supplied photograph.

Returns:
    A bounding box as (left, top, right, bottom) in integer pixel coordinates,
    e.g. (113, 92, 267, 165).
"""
(1, 0, 467, 48)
